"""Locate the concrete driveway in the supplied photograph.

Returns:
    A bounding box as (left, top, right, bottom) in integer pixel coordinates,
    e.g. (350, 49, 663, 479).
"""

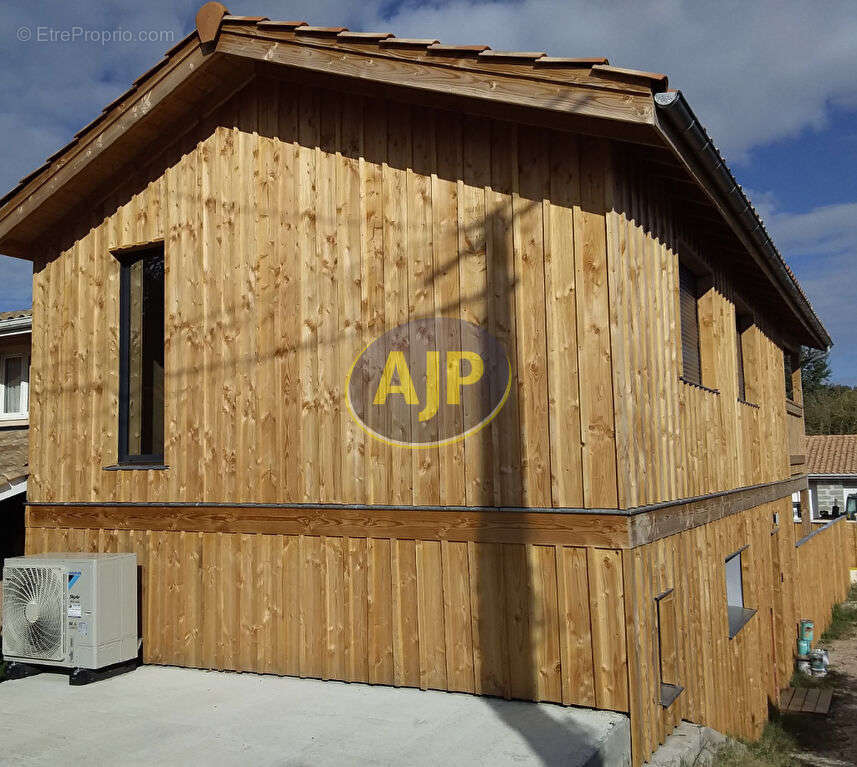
(0, 666, 629, 766)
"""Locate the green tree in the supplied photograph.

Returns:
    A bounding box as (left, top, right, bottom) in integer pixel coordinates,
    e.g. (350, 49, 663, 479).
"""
(801, 346, 832, 395)
(804, 385, 857, 435)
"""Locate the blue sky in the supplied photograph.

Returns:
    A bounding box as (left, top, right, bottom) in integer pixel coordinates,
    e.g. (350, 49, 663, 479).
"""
(0, 0, 855, 384)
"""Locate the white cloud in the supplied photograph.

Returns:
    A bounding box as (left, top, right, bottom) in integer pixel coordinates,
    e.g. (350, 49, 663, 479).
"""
(759, 197, 857, 384)
(1, 0, 855, 383)
(229, 0, 857, 161)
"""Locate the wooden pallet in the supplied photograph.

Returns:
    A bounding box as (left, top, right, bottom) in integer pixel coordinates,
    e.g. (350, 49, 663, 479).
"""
(780, 687, 833, 715)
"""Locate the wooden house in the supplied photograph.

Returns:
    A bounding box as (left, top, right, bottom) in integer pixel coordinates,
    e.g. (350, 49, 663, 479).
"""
(1, 4, 848, 763)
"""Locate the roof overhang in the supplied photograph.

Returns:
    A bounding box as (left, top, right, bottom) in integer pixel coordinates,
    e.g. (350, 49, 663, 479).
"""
(654, 91, 830, 349)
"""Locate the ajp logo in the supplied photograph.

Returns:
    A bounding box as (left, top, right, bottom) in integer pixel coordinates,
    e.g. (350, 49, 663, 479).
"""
(346, 318, 512, 448)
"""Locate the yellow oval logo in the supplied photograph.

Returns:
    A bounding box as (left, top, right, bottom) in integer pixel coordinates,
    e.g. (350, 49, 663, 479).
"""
(346, 318, 512, 448)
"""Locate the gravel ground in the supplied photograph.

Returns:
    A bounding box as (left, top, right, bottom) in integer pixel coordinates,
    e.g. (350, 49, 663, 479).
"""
(789, 602, 857, 766)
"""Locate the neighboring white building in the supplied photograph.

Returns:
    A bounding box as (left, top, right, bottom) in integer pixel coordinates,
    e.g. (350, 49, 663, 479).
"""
(0, 308, 30, 566)
(805, 435, 857, 520)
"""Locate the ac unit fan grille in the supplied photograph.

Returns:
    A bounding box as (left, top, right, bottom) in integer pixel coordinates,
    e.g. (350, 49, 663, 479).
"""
(3, 566, 65, 661)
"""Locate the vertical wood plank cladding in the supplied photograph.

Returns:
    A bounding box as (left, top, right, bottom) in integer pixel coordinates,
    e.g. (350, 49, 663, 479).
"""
(546, 133, 583, 508)
(324, 536, 346, 680)
(256, 89, 279, 505)
(339, 95, 366, 506)
(368, 537, 394, 684)
(383, 103, 412, 504)
(587, 547, 628, 711)
(29, 257, 47, 500)
(557, 546, 596, 707)
(460, 117, 494, 508)
(30, 80, 629, 511)
(488, 122, 523, 508)
(576, 138, 618, 509)
(297, 87, 320, 504)
(392, 538, 420, 687)
(514, 126, 551, 508)
(237, 90, 259, 506)
(416, 539, 447, 690)
(276, 83, 301, 504)
(362, 99, 391, 506)
(300, 534, 325, 678)
(345, 537, 369, 683)
(442, 540, 475, 693)
(467, 540, 509, 698)
(317, 95, 341, 505)
(409, 107, 440, 505)
(433, 113, 467, 507)
(30, 524, 617, 712)
(606, 148, 792, 509)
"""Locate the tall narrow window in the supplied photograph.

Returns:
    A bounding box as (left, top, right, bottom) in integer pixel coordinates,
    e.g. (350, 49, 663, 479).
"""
(679, 262, 702, 385)
(735, 315, 749, 401)
(118, 244, 165, 464)
(784, 351, 795, 400)
(0, 355, 28, 417)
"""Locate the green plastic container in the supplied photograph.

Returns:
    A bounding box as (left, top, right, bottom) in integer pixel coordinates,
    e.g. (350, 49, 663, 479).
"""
(800, 619, 814, 643)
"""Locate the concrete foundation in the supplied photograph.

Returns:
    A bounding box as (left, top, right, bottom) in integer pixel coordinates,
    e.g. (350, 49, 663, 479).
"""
(0, 666, 630, 766)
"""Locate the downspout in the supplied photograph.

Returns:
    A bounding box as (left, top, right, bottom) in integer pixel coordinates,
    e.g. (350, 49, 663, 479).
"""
(654, 90, 831, 350)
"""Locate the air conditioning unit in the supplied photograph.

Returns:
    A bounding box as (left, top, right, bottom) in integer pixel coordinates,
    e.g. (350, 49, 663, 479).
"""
(2, 552, 137, 671)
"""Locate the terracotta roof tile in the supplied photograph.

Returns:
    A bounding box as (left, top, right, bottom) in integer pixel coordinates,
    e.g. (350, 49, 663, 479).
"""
(478, 50, 546, 61)
(535, 56, 609, 66)
(807, 435, 857, 476)
(427, 43, 491, 56)
(294, 26, 349, 35)
(378, 38, 438, 47)
(336, 32, 394, 41)
(256, 21, 308, 30)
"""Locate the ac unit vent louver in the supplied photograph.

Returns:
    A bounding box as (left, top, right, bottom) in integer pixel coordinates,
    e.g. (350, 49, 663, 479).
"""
(3, 566, 65, 661)
(3, 553, 138, 671)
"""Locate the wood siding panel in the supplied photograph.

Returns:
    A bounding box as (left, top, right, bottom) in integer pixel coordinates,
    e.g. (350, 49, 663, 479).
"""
(26, 525, 615, 712)
(29, 79, 619, 511)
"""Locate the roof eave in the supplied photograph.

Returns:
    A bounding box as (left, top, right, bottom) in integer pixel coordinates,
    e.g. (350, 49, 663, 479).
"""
(0, 315, 32, 335)
(653, 90, 831, 350)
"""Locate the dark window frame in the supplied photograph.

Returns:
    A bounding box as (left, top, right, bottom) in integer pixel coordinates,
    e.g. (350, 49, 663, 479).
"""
(115, 242, 165, 467)
(784, 349, 798, 402)
(678, 261, 703, 386)
(735, 314, 752, 402)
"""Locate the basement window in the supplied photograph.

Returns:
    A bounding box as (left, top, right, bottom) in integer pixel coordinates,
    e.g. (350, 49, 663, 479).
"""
(116, 244, 165, 466)
(655, 588, 684, 707)
(725, 547, 756, 638)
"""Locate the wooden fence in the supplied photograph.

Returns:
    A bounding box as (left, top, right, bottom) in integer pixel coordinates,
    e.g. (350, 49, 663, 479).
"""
(794, 517, 851, 642)
(848, 521, 857, 570)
